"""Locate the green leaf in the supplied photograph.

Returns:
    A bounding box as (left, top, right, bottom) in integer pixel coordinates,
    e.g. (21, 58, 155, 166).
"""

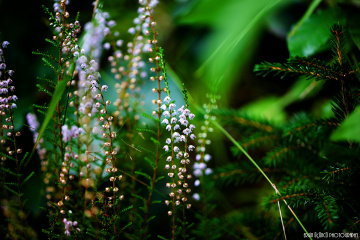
(330, 106, 360, 143)
(27, 79, 68, 166)
(181, 0, 283, 105)
(241, 96, 286, 123)
(287, 7, 345, 57)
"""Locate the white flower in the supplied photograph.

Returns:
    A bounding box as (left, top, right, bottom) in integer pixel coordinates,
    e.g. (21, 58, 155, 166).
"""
(169, 103, 176, 110)
(179, 119, 189, 126)
(179, 114, 186, 119)
(194, 179, 200, 186)
(204, 154, 211, 162)
(166, 125, 171, 131)
(205, 168, 213, 175)
(183, 128, 191, 135)
(163, 111, 170, 118)
(162, 119, 169, 125)
(194, 162, 206, 170)
(165, 138, 171, 144)
(172, 132, 180, 138)
(163, 145, 169, 152)
(183, 109, 190, 115)
(170, 117, 177, 124)
(188, 145, 195, 151)
(193, 193, 200, 201)
(164, 96, 171, 103)
(176, 152, 183, 159)
(179, 135, 186, 142)
(193, 169, 202, 177)
(190, 134, 196, 140)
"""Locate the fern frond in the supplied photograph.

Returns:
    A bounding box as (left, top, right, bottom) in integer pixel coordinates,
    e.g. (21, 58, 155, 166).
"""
(136, 127, 157, 136)
(32, 50, 57, 62)
(0, 166, 18, 176)
(45, 38, 60, 49)
(22, 171, 35, 185)
(37, 76, 57, 88)
(36, 84, 53, 96)
(135, 171, 152, 181)
(141, 112, 160, 125)
(255, 54, 349, 82)
(41, 57, 58, 75)
(330, 24, 347, 66)
(315, 195, 338, 229)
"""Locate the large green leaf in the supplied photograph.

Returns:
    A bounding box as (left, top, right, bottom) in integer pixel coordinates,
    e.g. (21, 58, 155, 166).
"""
(287, 7, 345, 57)
(331, 106, 360, 143)
(178, 0, 284, 106)
(26, 79, 68, 165)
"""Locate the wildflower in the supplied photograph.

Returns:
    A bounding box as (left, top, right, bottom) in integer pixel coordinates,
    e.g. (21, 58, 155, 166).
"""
(2, 41, 10, 48)
(170, 117, 177, 124)
(164, 96, 171, 103)
(163, 111, 170, 118)
(205, 168, 213, 175)
(194, 179, 200, 186)
(26, 113, 39, 131)
(193, 193, 200, 201)
(101, 85, 108, 91)
(193, 169, 202, 177)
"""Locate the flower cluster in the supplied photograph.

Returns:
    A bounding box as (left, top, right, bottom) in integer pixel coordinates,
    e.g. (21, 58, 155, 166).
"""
(26, 113, 48, 168)
(61, 125, 84, 142)
(107, 1, 158, 126)
(0, 41, 21, 155)
(161, 96, 195, 213)
(50, 1, 81, 55)
(63, 218, 80, 236)
(82, 8, 113, 63)
(192, 95, 218, 201)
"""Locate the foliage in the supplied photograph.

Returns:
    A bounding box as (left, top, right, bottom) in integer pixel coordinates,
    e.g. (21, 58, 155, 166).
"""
(1, 0, 360, 240)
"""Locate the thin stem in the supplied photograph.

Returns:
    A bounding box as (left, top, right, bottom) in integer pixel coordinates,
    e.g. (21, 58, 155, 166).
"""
(141, 3, 162, 239)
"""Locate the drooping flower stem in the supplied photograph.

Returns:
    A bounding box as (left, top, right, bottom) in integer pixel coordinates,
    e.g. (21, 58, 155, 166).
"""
(141, 1, 162, 238)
